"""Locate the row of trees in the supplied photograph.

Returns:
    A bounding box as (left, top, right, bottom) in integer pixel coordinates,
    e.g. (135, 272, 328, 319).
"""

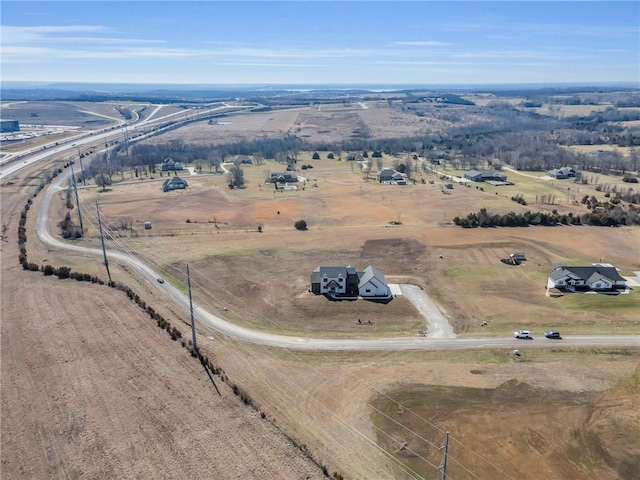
(454, 206, 640, 228)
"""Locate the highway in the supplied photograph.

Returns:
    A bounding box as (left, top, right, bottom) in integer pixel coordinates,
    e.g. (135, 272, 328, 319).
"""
(35, 169, 640, 352)
(0, 102, 252, 180)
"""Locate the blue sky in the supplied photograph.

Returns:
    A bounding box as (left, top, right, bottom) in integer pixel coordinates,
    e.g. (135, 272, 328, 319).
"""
(1, 1, 639, 85)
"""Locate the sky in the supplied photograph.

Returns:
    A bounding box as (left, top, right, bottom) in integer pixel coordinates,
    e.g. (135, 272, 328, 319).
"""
(1, 1, 639, 86)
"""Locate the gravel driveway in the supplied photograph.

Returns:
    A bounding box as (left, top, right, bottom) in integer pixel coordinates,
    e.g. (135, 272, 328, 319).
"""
(399, 284, 456, 339)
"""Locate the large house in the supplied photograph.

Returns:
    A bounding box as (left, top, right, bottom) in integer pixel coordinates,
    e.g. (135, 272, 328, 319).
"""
(268, 172, 299, 184)
(162, 176, 188, 192)
(547, 263, 627, 292)
(377, 168, 407, 185)
(310, 265, 392, 299)
(161, 158, 184, 171)
(548, 167, 578, 179)
(464, 170, 507, 182)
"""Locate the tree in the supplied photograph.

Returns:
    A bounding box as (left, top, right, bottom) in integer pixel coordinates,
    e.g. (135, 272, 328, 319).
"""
(227, 164, 245, 188)
(294, 220, 308, 231)
(95, 172, 112, 191)
(312, 152, 320, 160)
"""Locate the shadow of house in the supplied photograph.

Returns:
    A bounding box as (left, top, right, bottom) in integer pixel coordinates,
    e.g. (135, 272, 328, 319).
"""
(162, 176, 188, 192)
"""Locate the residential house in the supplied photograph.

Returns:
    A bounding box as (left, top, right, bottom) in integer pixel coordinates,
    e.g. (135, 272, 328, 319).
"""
(268, 172, 298, 184)
(161, 158, 184, 171)
(464, 170, 507, 182)
(162, 176, 188, 192)
(347, 152, 365, 161)
(547, 263, 627, 291)
(377, 168, 407, 184)
(310, 265, 392, 299)
(234, 155, 253, 165)
(548, 167, 578, 179)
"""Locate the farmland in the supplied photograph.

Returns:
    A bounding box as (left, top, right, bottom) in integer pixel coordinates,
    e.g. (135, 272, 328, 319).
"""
(2, 89, 640, 479)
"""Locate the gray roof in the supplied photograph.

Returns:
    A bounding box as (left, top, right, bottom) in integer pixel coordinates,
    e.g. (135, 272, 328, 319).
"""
(358, 265, 388, 288)
(550, 265, 626, 283)
(310, 266, 357, 283)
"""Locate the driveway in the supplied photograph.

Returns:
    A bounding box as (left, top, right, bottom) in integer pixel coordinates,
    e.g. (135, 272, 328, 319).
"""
(399, 284, 456, 339)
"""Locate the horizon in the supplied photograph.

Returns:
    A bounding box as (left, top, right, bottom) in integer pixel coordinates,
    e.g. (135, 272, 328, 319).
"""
(2, 1, 639, 85)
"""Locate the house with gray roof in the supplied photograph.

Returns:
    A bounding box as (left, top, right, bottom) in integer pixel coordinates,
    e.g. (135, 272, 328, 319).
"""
(162, 176, 188, 192)
(548, 167, 578, 179)
(268, 172, 299, 184)
(464, 170, 507, 182)
(161, 158, 184, 171)
(310, 265, 392, 299)
(547, 263, 627, 292)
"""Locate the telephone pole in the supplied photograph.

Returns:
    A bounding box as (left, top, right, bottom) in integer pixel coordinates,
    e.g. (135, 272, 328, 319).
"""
(439, 431, 449, 480)
(96, 201, 112, 283)
(70, 162, 84, 233)
(187, 264, 197, 353)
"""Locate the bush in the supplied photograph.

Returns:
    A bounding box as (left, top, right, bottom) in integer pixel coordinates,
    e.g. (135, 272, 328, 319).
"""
(294, 220, 308, 231)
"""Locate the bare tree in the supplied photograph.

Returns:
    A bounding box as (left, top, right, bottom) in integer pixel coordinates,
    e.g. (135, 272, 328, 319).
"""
(227, 165, 245, 188)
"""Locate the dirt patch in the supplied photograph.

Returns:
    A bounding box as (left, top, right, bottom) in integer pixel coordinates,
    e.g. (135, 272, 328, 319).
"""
(372, 372, 640, 480)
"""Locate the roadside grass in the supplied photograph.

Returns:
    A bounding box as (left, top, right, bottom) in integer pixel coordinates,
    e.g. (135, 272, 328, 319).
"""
(265, 345, 640, 366)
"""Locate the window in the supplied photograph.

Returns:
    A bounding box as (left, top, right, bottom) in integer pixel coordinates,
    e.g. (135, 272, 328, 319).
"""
(366, 289, 371, 293)
(323, 278, 327, 282)
(338, 278, 343, 282)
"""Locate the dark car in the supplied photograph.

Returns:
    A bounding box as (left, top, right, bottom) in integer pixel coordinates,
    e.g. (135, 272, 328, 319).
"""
(157, 277, 165, 284)
(544, 330, 562, 339)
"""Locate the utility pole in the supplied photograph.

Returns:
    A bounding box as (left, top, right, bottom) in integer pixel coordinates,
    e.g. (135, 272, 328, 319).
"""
(70, 162, 84, 233)
(187, 264, 197, 353)
(96, 201, 112, 283)
(440, 431, 449, 480)
(77, 147, 86, 186)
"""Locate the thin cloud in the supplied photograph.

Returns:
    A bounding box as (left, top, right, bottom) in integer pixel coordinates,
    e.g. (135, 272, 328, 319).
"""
(392, 41, 451, 47)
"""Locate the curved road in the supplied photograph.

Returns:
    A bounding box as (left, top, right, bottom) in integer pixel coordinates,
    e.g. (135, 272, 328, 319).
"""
(35, 167, 640, 352)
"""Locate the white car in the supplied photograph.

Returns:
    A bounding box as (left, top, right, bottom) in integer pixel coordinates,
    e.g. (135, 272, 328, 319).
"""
(513, 330, 532, 339)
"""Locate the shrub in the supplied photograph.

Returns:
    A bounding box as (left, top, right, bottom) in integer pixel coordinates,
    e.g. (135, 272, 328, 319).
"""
(294, 220, 308, 231)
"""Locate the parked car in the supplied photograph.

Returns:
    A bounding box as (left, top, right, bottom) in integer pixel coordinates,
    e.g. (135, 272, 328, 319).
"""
(513, 330, 532, 339)
(544, 330, 562, 339)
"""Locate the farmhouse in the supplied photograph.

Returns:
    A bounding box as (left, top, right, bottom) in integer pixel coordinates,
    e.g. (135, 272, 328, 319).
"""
(310, 265, 392, 299)
(268, 172, 298, 184)
(162, 176, 188, 192)
(234, 155, 253, 165)
(161, 158, 184, 171)
(377, 168, 407, 184)
(347, 152, 364, 161)
(547, 263, 627, 292)
(548, 167, 578, 179)
(464, 170, 507, 182)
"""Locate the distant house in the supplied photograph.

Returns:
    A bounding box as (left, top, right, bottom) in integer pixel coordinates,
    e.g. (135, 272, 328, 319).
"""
(161, 158, 184, 171)
(310, 265, 392, 299)
(162, 176, 188, 192)
(377, 168, 407, 184)
(464, 170, 507, 182)
(547, 263, 627, 292)
(548, 167, 578, 179)
(268, 172, 298, 184)
(347, 152, 364, 161)
(234, 155, 253, 165)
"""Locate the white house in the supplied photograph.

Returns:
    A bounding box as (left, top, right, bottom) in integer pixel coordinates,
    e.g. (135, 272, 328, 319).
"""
(547, 263, 627, 291)
(358, 265, 392, 298)
(310, 265, 392, 299)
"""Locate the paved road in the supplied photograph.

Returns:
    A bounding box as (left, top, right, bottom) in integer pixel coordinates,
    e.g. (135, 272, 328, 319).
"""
(34, 159, 640, 352)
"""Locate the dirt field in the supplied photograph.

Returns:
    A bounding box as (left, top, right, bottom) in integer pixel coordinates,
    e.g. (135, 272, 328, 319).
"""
(3, 100, 640, 479)
(1, 181, 326, 479)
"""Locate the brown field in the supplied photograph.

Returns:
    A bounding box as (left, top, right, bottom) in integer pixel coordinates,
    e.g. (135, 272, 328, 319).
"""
(2, 101, 640, 479)
(0, 101, 126, 128)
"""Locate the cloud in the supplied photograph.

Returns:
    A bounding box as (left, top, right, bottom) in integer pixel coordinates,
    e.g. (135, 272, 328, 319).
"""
(392, 41, 451, 47)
